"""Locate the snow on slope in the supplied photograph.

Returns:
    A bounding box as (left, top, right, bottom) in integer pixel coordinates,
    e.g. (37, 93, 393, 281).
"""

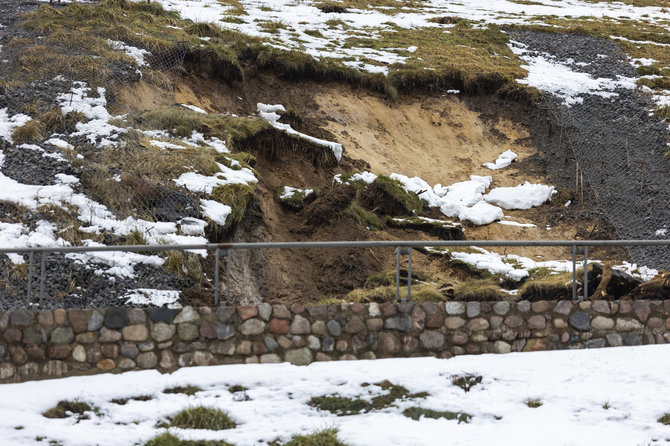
(2, 345, 670, 445)
(140, 0, 670, 76)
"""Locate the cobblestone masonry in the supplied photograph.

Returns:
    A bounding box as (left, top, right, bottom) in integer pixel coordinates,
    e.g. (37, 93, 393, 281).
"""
(0, 300, 669, 382)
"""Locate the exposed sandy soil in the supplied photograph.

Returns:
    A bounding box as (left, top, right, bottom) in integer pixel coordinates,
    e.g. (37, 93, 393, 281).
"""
(115, 73, 622, 304)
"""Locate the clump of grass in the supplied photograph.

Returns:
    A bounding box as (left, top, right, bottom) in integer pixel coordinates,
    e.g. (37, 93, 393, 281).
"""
(307, 396, 372, 416)
(518, 273, 573, 300)
(111, 395, 153, 405)
(309, 381, 429, 415)
(228, 385, 248, 393)
(360, 175, 422, 216)
(125, 229, 147, 245)
(346, 202, 384, 230)
(145, 433, 235, 446)
(11, 120, 45, 144)
(338, 283, 446, 305)
(135, 107, 269, 143)
(42, 400, 94, 420)
(277, 187, 314, 211)
(279, 428, 349, 446)
(453, 279, 505, 301)
(602, 401, 612, 410)
(524, 398, 543, 408)
(185, 22, 225, 38)
(163, 251, 204, 283)
(452, 374, 482, 392)
(210, 183, 256, 226)
(164, 385, 202, 396)
(169, 406, 236, 430)
(658, 413, 670, 425)
(402, 407, 472, 423)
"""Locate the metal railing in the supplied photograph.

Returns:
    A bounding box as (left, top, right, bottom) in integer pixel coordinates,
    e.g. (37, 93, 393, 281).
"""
(3, 239, 669, 307)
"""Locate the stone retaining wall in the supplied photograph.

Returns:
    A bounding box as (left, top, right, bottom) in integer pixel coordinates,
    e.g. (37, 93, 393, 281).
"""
(0, 299, 668, 382)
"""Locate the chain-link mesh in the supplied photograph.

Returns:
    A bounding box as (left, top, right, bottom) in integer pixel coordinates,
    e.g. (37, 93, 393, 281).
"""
(547, 93, 670, 271)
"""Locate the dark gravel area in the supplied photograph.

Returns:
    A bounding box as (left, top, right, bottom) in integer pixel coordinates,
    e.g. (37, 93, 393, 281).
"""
(510, 30, 670, 271)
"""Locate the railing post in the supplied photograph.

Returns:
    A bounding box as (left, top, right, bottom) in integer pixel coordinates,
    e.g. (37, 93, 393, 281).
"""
(395, 246, 401, 302)
(26, 251, 34, 306)
(583, 245, 589, 300)
(39, 252, 46, 308)
(214, 247, 220, 306)
(226, 249, 232, 305)
(406, 247, 413, 302)
(571, 245, 577, 300)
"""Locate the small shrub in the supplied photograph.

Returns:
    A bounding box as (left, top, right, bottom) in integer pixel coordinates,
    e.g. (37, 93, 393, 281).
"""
(42, 400, 94, 420)
(164, 385, 202, 396)
(169, 406, 236, 430)
(402, 407, 472, 424)
(145, 433, 235, 446)
(452, 374, 482, 392)
(524, 398, 543, 408)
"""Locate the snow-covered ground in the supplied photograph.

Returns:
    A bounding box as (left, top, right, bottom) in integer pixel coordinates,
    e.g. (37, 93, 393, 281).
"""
(2, 345, 670, 445)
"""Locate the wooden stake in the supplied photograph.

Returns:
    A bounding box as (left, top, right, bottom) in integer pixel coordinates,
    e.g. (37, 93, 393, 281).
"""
(625, 135, 630, 169)
(575, 161, 579, 194)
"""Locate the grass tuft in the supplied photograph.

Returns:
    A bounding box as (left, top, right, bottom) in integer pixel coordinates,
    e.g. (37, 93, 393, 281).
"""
(164, 385, 202, 396)
(145, 433, 235, 446)
(277, 428, 349, 446)
(402, 407, 472, 423)
(524, 398, 543, 408)
(658, 413, 670, 425)
(42, 400, 94, 420)
(169, 406, 236, 430)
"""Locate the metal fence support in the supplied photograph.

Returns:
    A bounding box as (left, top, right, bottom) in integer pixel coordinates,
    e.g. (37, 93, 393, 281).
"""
(26, 251, 34, 306)
(406, 247, 413, 302)
(214, 247, 221, 306)
(226, 249, 232, 305)
(583, 246, 589, 301)
(395, 246, 401, 302)
(571, 245, 577, 300)
(39, 253, 46, 308)
(6, 239, 669, 307)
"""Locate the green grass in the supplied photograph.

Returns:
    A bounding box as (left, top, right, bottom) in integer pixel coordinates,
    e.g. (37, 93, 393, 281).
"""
(42, 400, 95, 420)
(360, 175, 423, 216)
(602, 401, 612, 410)
(169, 406, 236, 430)
(228, 385, 248, 393)
(402, 407, 472, 424)
(164, 385, 202, 396)
(210, 183, 256, 226)
(658, 413, 670, 425)
(269, 429, 349, 446)
(145, 433, 235, 446)
(308, 381, 429, 416)
(307, 396, 371, 416)
(453, 279, 505, 301)
(111, 395, 153, 405)
(524, 398, 543, 408)
(346, 203, 384, 230)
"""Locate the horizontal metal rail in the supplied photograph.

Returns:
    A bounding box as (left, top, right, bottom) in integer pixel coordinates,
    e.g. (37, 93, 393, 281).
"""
(1, 239, 669, 254)
(5, 239, 669, 307)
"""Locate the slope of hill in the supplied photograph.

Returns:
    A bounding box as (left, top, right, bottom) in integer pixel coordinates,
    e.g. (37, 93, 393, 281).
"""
(0, 0, 667, 308)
